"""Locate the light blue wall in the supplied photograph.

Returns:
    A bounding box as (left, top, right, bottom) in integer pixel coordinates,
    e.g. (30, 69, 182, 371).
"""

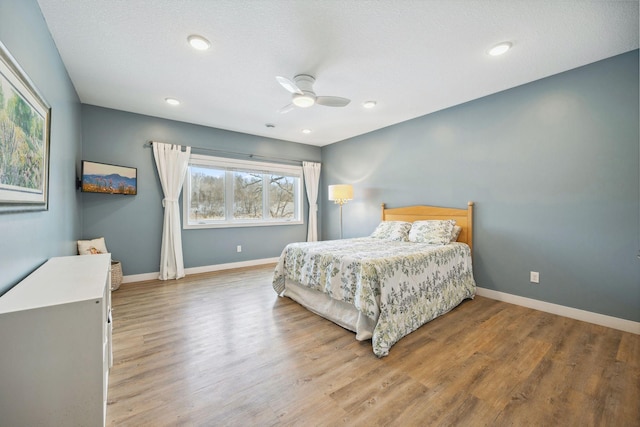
(6, 0, 636, 324)
(322, 51, 640, 322)
(81, 105, 322, 275)
(0, 0, 82, 295)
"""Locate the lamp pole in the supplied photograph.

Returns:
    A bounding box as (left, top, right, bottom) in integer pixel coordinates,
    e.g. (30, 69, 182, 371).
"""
(338, 200, 344, 239)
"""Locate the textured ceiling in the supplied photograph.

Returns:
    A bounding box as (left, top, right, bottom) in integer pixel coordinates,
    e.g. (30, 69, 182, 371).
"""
(36, 0, 638, 147)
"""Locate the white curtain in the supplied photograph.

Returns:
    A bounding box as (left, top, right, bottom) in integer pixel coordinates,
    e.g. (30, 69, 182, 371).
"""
(302, 161, 321, 242)
(152, 141, 191, 280)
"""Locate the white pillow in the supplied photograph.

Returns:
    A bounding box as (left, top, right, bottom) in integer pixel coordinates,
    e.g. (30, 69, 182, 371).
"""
(370, 221, 412, 242)
(409, 220, 456, 245)
(77, 237, 108, 255)
(450, 225, 462, 242)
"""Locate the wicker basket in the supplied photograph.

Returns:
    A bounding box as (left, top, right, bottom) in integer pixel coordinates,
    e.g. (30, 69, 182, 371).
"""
(111, 260, 123, 291)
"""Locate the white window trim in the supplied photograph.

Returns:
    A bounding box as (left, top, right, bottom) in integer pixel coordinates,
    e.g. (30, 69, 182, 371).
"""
(183, 154, 304, 229)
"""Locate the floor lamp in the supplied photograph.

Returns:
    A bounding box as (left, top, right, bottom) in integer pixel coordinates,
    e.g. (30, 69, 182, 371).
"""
(328, 184, 353, 239)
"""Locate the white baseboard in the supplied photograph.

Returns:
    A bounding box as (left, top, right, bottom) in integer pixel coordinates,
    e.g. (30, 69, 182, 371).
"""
(476, 287, 640, 335)
(121, 257, 279, 284)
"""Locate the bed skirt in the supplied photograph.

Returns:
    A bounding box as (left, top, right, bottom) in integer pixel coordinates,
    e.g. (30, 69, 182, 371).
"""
(282, 279, 376, 340)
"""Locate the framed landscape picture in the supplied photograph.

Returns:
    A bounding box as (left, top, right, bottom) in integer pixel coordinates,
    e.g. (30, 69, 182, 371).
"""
(0, 41, 51, 213)
(81, 160, 137, 195)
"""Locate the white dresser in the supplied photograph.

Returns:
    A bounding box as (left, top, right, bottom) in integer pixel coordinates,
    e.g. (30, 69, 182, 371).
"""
(0, 254, 112, 427)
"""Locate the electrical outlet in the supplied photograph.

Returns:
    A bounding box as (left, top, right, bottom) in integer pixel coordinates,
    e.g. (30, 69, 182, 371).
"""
(236, 245, 242, 253)
(530, 271, 540, 284)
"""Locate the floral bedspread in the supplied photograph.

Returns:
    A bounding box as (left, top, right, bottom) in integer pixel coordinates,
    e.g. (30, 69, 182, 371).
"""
(272, 237, 476, 357)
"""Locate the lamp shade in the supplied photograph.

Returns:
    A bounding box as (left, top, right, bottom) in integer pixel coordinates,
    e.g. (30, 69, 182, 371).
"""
(328, 184, 353, 202)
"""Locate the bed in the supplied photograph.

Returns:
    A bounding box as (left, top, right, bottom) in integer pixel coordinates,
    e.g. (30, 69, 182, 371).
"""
(272, 202, 476, 357)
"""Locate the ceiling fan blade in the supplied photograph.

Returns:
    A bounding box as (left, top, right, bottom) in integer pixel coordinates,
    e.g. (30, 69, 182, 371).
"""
(316, 96, 350, 107)
(278, 103, 294, 114)
(276, 76, 303, 95)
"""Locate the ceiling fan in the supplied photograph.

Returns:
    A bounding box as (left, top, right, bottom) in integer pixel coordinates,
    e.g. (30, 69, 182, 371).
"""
(276, 74, 350, 113)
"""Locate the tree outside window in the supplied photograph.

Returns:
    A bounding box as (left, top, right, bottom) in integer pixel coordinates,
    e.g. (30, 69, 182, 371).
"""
(183, 154, 303, 229)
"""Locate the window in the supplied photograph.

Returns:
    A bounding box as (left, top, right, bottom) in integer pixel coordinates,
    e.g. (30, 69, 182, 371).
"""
(183, 154, 303, 228)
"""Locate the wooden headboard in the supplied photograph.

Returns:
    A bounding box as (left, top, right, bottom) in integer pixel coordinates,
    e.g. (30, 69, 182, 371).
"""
(381, 201, 474, 253)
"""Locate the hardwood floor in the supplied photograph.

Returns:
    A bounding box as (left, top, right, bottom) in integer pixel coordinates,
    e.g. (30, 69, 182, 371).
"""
(107, 265, 640, 426)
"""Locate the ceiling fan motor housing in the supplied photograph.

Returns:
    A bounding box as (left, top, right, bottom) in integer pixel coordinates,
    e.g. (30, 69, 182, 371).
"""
(291, 75, 317, 107)
(293, 74, 316, 91)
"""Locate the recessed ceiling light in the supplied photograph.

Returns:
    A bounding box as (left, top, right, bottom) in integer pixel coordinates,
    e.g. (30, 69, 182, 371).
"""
(488, 42, 512, 56)
(363, 101, 377, 109)
(187, 35, 211, 51)
(165, 98, 180, 106)
(302, 129, 312, 134)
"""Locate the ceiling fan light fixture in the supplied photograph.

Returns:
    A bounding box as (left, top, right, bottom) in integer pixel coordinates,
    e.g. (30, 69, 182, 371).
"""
(488, 41, 512, 56)
(187, 34, 211, 51)
(292, 93, 315, 108)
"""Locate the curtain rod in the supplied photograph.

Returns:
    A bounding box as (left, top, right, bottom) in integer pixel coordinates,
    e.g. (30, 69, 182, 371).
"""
(143, 142, 313, 166)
